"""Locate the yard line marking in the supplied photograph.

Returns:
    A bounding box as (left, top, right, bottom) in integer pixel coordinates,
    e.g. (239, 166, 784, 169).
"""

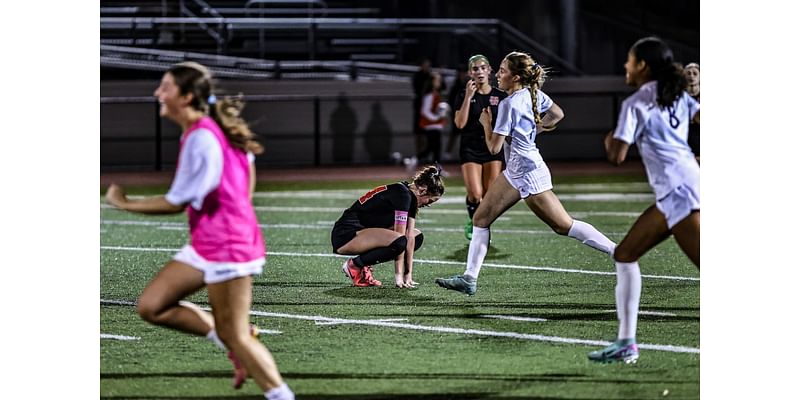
(102, 204, 642, 218)
(100, 299, 284, 335)
(255, 328, 283, 335)
(250, 189, 654, 202)
(101, 333, 140, 341)
(482, 315, 547, 322)
(248, 206, 643, 218)
(99, 246, 700, 282)
(604, 310, 679, 317)
(100, 219, 632, 236)
(315, 318, 408, 326)
(99, 299, 698, 354)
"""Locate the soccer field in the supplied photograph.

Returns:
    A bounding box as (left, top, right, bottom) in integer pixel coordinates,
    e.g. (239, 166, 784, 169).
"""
(100, 175, 699, 399)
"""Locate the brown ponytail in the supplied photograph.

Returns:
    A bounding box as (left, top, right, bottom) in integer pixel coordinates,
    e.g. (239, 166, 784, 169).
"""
(209, 95, 264, 155)
(167, 62, 264, 155)
(503, 52, 548, 124)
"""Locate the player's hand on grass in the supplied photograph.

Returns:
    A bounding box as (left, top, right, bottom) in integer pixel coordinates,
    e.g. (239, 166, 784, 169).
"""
(394, 274, 417, 288)
(402, 273, 419, 288)
(105, 183, 128, 209)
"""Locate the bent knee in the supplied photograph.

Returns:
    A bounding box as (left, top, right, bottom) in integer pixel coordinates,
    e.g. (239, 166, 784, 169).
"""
(137, 299, 163, 324)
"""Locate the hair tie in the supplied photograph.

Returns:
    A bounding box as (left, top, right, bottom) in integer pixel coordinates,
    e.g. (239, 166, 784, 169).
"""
(207, 94, 217, 105)
(532, 63, 540, 70)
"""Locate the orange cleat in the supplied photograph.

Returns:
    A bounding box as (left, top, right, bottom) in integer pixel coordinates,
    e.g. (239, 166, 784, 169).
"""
(360, 266, 382, 287)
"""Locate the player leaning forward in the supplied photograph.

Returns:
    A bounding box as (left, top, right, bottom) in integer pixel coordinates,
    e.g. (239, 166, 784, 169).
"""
(105, 62, 294, 399)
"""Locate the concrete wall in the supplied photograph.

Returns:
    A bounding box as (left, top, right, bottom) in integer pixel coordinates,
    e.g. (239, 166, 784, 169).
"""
(101, 77, 632, 170)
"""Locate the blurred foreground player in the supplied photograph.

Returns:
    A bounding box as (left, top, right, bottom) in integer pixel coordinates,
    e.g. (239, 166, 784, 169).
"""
(105, 62, 294, 399)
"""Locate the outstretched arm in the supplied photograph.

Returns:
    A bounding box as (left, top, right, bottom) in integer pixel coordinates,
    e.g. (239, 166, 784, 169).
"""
(105, 184, 186, 214)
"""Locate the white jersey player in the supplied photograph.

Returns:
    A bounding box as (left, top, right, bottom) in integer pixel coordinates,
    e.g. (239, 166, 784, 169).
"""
(588, 36, 700, 364)
(435, 51, 616, 296)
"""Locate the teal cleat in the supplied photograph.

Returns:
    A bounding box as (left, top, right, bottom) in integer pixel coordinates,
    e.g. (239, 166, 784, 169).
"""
(464, 219, 473, 240)
(434, 275, 477, 296)
(588, 339, 639, 364)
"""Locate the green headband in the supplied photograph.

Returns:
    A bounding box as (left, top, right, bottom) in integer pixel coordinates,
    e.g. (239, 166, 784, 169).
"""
(468, 54, 490, 68)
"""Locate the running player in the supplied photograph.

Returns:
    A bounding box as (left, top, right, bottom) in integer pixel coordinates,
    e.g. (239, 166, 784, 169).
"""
(105, 62, 294, 399)
(588, 37, 699, 364)
(435, 51, 616, 296)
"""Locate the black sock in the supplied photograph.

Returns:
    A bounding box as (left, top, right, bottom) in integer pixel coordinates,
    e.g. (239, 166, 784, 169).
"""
(414, 232, 424, 251)
(466, 198, 480, 219)
(354, 236, 408, 267)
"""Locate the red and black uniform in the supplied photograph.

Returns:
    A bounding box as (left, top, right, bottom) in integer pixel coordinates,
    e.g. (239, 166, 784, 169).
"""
(454, 87, 508, 164)
(331, 182, 418, 252)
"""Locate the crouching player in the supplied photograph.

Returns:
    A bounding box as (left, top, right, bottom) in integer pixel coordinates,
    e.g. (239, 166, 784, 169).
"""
(332, 165, 445, 288)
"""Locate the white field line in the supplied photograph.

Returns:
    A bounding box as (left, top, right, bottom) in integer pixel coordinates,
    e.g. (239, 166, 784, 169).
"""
(101, 333, 140, 341)
(604, 310, 679, 317)
(315, 318, 408, 326)
(99, 245, 700, 282)
(250, 187, 654, 201)
(101, 203, 642, 219)
(101, 219, 632, 236)
(99, 299, 698, 354)
(100, 299, 284, 335)
(255, 328, 283, 335)
(482, 315, 547, 322)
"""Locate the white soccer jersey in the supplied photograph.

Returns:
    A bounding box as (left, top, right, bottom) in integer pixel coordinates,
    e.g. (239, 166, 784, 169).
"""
(165, 128, 256, 210)
(613, 81, 700, 199)
(493, 87, 553, 178)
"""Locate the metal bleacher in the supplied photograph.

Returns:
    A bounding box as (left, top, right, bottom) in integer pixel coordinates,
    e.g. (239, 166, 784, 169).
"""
(100, 0, 585, 82)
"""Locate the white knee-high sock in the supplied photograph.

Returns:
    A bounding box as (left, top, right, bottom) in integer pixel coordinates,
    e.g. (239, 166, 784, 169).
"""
(265, 383, 295, 400)
(464, 226, 490, 280)
(206, 329, 227, 351)
(568, 220, 616, 255)
(615, 261, 641, 340)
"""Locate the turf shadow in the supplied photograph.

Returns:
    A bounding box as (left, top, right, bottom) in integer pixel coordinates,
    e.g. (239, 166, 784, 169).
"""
(322, 286, 437, 302)
(441, 244, 510, 262)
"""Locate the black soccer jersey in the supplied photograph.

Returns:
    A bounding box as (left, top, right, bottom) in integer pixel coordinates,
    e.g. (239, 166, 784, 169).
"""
(342, 182, 418, 229)
(454, 87, 508, 162)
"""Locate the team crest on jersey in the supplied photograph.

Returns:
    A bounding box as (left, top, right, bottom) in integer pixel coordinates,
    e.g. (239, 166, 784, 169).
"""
(489, 96, 499, 106)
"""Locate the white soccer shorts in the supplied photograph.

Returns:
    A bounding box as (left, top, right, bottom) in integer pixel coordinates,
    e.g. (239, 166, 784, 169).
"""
(173, 245, 265, 284)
